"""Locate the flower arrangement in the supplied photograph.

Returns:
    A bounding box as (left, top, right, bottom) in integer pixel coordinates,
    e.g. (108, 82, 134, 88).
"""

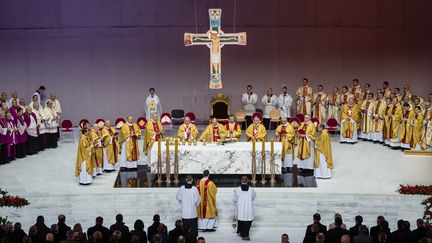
(0, 189, 30, 208)
(421, 197, 432, 227)
(398, 185, 432, 195)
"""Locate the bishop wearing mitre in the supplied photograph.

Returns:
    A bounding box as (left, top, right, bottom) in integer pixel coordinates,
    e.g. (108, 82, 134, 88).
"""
(245, 112, 267, 142)
(225, 115, 242, 141)
(119, 116, 142, 169)
(144, 112, 164, 155)
(199, 116, 227, 142)
(177, 116, 198, 142)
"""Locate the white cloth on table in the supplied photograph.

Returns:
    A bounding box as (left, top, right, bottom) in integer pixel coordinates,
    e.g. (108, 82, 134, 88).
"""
(176, 185, 201, 219)
(233, 186, 256, 221)
(314, 153, 332, 179)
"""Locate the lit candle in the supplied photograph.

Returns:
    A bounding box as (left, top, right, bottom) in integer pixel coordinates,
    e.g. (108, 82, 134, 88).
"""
(158, 138, 161, 155)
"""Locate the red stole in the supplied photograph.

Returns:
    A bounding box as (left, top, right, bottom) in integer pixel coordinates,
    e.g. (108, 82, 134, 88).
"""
(196, 179, 211, 217)
(278, 125, 287, 142)
(212, 126, 220, 142)
(152, 121, 161, 140)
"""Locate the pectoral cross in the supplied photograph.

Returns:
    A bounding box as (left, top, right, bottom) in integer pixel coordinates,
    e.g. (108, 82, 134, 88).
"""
(184, 9, 247, 89)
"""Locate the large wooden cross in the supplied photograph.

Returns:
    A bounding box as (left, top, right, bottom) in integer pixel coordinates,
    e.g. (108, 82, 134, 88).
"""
(184, 9, 247, 89)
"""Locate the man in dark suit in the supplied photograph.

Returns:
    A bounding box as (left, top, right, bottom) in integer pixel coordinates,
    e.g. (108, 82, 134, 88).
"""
(349, 215, 365, 238)
(369, 215, 384, 240)
(31, 216, 51, 243)
(56, 215, 71, 242)
(148, 214, 161, 243)
(412, 218, 428, 241)
(109, 214, 130, 243)
(325, 217, 349, 243)
(389, 219, 415, 243)
(168, 220, 183, 243)
(352, 225, 372, 243)
(305, 213, 327, 237)
(87, 217, 110, 243)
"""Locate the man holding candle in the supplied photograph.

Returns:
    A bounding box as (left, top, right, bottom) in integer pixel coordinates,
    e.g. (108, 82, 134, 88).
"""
(177, 116, 199, 142)
(246, 112, 267, 142)
(199, 116, 227, 142)
(144, 112, 164, 155)
(119, 116, 142, 169)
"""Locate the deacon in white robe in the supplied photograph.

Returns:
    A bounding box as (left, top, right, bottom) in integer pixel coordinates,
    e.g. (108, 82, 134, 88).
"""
(145, 88, 162, 120)
(277, 86, 293, 118)
(241, 85, 258, 127)
(176, 175, 201, 237)
(261, 88, 278, 129)
(233, 176, 256, 241)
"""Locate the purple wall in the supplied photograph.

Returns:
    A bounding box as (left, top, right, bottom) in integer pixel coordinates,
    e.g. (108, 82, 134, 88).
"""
(0, 0, 431, 123)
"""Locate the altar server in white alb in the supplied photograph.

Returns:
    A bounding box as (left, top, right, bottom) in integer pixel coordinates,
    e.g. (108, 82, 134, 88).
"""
(176, 175, 201, 237)
(233, 176, 256, 241)
(145, 88, 162, 120)
(278, 86, 293, 119)
(241, 85, 258, 128)
(261, 88, 278, 129)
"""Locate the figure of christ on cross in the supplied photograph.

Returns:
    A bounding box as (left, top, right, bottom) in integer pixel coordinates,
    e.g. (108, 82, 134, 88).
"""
(184, 9, 247, 89)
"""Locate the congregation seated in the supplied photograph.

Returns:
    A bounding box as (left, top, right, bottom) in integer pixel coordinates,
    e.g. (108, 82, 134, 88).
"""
(1, 213, 430, 243)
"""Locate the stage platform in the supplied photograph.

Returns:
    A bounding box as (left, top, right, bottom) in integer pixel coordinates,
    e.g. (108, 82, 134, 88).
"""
(0, 131, 428, 243)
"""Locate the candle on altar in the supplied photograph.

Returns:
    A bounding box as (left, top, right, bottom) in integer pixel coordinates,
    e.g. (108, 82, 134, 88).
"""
(262, 138, 265, 154)
(281, 137, 286, 160)
(158, 138, 161, 155)
(270, 138, 274, 155)
(175, 138, 178, 155)
(165, 138, 169, 152)
(252, 139, 256, 155)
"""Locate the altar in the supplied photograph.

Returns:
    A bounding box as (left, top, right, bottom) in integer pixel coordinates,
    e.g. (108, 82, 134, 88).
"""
(149, 142, 283, 175)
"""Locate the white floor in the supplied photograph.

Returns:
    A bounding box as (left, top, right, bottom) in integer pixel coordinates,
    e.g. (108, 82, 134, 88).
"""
(0, 136, 428, 243)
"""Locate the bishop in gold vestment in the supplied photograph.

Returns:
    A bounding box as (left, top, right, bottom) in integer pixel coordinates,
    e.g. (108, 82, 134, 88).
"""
(197, 170, 218, 231)
(119, 116, 142, 169)
(101, 120, 119, 172)
(75, 128, 93, 185)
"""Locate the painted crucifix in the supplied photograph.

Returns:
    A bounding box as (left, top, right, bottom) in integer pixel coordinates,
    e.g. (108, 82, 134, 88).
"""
(184, 9, 247, 89)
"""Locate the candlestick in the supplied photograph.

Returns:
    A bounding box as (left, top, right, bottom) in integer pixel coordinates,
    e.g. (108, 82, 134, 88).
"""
(270, 138, 274, 155)
(158, 138, 161, 155)
(252, 139, 256, 155)
(262, 138, 265, 155)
